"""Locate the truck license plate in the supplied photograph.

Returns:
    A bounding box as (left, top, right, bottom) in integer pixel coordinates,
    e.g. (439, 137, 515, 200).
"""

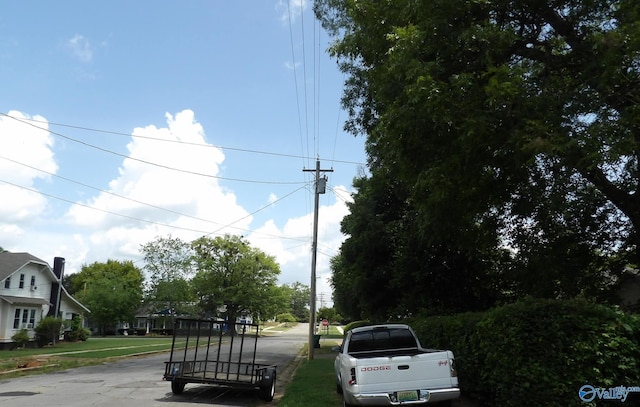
(397, 390, 418, 402)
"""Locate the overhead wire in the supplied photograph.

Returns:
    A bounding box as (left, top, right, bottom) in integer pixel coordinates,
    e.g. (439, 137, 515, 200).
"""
(0, 178, 212, 235)
(285, 2, 352, 261)
(0, 107, 360, 246)
(0, 112, 364, 166)
(0, 4, 359, 281)
(298, 0, 311, 167)
(0, 112, 306, 185)
(0, 175, 312, 243)
(287, 0, 307, 173)
(0, 155, 313, 236)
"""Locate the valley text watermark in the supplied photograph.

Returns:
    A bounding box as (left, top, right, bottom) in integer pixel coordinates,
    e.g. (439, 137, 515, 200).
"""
(579, 384, 640, 403)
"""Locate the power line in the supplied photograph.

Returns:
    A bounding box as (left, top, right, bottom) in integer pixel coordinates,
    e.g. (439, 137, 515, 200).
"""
(1, 113, 309, 185)
(0, 155, 313, 236)
(0, 178, 213, 235)
(287, 0, 308, 172)
(0, 176, 313, 243)
(0, 112, 365, 166)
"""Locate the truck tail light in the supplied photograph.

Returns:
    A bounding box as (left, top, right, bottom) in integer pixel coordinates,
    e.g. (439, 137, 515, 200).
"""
(348, 367, 357, 385)
(450, 359, 457, 377)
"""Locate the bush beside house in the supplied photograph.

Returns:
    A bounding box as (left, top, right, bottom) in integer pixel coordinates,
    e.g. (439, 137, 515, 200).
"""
(10, 329, 30, 349)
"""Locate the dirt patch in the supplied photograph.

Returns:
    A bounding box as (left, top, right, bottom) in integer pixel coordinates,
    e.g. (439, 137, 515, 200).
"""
(16, 358, 46, 369)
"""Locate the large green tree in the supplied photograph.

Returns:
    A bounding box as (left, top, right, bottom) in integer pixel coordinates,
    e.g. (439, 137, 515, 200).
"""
(280, 282, 311, 321)
(72, 260, 144, 335)
(191, 235, 281, 329)
(332, 174, 505, 320)
(317, 0, 640, 312)
(140, 236, 194, 320)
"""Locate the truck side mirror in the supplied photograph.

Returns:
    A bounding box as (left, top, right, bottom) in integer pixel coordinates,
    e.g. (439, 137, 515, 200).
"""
(331, 345, 342, 352)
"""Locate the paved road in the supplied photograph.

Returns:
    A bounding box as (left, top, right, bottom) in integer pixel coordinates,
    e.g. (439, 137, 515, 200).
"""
(0, 323, 308, 407)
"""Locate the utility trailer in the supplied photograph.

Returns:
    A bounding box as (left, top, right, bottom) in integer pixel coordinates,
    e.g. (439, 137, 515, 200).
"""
(163, 318, 277, 401)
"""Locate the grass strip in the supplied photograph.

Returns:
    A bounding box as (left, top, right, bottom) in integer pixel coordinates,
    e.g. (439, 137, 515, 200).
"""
(0, 337, 176, 360)
(276, 343, 343, 407)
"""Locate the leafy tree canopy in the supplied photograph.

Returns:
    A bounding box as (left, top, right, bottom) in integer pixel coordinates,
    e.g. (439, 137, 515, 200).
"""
(140, 235, 194, 318)
(280, 282, 311, 322)
(191, 235, 281, 325)
(72, 260, 144, 335)
(316, 0, 640, 317)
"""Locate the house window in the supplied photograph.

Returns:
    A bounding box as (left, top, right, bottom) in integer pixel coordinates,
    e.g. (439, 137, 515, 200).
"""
(19, 274, 25, 289)
(30, 275, 36, 288)
(13, 309, 20, 329)
(29, 309, 36, 327)
(3, 277, 9, 289)
(13, 308, 36, 329)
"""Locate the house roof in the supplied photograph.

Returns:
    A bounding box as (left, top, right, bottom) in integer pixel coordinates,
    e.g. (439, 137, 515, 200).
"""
(61, 287, 91, 313)
(0, 251, 90, 314)
(0, 252, 49, 281)
(0, 295, 52, 306)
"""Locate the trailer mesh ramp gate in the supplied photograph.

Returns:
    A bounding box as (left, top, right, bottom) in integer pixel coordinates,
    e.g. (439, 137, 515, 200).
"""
(163, 318, 277, 401)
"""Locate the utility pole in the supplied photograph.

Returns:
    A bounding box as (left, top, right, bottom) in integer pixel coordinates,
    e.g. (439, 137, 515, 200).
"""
(303, 159, 333, 360)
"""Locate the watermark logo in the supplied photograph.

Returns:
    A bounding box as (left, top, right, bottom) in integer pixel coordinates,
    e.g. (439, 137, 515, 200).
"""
(579, 384, 640, 403)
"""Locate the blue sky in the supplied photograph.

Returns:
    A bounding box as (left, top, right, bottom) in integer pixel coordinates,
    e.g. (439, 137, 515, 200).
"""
(0, 1, 367, 307)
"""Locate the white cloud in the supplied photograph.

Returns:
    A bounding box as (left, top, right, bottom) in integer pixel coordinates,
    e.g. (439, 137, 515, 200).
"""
(61, 110, 255, 271)
(249, 184, 353, 304)
(0, 111, 57, 182)
(284, 61, 301, 71)
(0, 111, 57, 221)
(66, 34, 93, 63)
(277, 0, 308, 24)
(0, 109, 352, 306)
(67, 109, 247, 229)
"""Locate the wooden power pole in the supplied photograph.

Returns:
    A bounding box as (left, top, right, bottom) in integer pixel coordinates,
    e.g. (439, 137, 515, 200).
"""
(303, 159, 333, 360)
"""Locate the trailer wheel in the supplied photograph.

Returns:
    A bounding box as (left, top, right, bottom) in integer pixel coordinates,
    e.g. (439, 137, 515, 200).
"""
(171, 380, 186, 395)
(260, 368, 277, 402)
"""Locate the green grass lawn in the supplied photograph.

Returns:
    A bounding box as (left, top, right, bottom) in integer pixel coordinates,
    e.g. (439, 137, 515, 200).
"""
(0, 337, 177, 359)
(0, 336, 180, 378)
(276, 338, 343, 407)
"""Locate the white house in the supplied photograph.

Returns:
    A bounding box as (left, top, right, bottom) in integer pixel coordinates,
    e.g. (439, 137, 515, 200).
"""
(0, 252, 90, 349)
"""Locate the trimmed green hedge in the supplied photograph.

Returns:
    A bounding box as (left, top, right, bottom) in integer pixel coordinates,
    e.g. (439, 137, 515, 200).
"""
(408, 312, 486, 402)
(410, 298, 640, 407)
(342, 320, 372, 334)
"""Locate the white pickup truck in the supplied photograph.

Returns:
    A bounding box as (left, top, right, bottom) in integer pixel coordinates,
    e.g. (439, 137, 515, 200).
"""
(333, 324, 460, 406)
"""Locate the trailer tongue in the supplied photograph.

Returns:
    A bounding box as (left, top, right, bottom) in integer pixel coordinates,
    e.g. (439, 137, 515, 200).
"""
(163, 318, 277, 402)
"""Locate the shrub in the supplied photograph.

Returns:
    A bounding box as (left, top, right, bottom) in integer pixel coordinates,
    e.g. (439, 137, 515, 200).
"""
(34, 316, 63, 347)
(342, 320, 371, 335)
(11, 329, 31, 349)
(410, 299, 640, 407)
(409, 312, 486, 402)
(276, 313, 297, 323)
(64, 316, 91, 342)
(475, 298, 640, 407)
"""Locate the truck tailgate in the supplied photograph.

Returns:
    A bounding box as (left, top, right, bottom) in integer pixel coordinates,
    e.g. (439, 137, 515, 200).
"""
(354, 351, 456, 392)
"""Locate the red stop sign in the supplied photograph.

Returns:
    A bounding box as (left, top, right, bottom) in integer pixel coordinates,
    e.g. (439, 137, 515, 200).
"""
(321, 319, 329, 327)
